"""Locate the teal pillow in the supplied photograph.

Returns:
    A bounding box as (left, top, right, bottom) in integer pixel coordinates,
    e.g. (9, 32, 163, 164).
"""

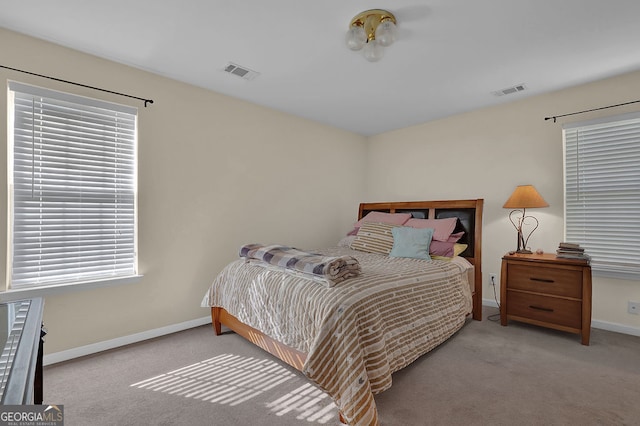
(389, 226, 434, 260)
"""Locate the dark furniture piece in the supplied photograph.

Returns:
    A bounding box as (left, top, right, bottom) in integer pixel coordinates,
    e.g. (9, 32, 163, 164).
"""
(500, 253, 592, 345)
(0, 298, 45, 404)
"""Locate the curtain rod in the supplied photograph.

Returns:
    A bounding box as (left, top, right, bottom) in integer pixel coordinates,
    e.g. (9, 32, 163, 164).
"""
(545, 99, 640, 123)
(1, 65, 154, 107)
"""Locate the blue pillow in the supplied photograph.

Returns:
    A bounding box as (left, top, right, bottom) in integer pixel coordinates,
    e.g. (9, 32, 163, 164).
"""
(389, 226, 434, 260)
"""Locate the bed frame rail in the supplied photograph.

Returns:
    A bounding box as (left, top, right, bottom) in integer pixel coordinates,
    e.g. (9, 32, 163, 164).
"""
(212, 307, 306, 371)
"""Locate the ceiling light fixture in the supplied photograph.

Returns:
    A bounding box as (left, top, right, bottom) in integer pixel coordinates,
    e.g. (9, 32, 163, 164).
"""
(345, 9, 397, 62)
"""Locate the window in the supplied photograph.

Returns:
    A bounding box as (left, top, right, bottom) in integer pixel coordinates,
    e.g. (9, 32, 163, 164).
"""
(8, 82, 138, 290)
(563, 112, 640, 280)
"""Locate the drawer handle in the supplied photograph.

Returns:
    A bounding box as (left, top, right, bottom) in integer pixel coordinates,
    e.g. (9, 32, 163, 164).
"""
(529, 305, 554, 313)
(530, 277, 554, 283)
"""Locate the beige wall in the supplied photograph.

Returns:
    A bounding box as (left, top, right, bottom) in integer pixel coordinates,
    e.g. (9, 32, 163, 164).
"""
(2, 28, 639, 356)
(0, 29, 368, 354)
(366, 70, 640, 332)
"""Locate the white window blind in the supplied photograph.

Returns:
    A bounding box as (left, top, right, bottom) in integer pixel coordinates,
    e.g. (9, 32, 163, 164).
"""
(563, 112, 640, 280)
(8, 82, 138, 289)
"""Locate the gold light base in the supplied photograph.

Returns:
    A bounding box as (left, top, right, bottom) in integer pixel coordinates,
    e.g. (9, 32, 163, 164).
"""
(350, 9, 396, 41)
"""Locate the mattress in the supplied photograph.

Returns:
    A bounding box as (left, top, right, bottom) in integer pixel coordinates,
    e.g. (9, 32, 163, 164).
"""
(202, 246, 473, 425)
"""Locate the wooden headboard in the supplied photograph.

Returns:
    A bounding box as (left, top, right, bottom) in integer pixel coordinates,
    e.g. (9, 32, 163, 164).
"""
(358, 199, 484, 320)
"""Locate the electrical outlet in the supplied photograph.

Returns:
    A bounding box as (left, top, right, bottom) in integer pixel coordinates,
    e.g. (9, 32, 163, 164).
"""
(628, 301, 640, 315)
(489, 273, 497, 286)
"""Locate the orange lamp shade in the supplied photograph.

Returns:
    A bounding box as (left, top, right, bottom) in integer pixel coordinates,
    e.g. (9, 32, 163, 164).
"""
(503, 185, 549, 209)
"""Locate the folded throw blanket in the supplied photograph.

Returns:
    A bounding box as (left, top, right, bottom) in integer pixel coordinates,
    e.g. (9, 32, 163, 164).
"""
(239, 243, 361, 287)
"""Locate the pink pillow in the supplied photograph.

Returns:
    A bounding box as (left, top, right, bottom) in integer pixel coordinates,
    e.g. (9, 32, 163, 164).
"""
(405, 217, 457, 242)
(447, 231, 465, 243)
(430, 241, 468, 257)
(351, 212, 412, 235)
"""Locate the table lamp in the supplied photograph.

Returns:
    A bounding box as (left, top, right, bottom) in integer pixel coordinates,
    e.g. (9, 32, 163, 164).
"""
(503, 185, 549, 253)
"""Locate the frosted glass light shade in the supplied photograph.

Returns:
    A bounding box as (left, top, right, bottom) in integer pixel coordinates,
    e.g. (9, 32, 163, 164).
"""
(363, 40, 384, 62)
(345, 26, 366, 51)
(375, 20, 397, 47)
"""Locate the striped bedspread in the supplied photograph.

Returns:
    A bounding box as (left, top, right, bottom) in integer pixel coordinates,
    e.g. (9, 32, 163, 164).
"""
(202, 246, 472, 426)
(239, 243, 361, 287)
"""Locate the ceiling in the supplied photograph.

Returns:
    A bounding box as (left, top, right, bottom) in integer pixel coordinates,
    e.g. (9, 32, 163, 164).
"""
(2, 1, 640, 136)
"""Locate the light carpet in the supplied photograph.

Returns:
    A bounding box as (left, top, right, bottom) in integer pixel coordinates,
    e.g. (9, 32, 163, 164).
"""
(43, 307, 640, 425)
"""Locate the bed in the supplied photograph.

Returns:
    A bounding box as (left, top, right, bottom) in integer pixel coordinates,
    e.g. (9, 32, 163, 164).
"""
(202, 199, 483, 425)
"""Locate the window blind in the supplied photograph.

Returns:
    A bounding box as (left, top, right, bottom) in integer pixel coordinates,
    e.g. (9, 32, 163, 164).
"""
(8, 82, 138, 289)
(563, 112, 640, 279)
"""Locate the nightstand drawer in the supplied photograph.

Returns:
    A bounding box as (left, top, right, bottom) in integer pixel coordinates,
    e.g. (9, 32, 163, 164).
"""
(507, 264, 582, 298)
(507, 292, 582, 329)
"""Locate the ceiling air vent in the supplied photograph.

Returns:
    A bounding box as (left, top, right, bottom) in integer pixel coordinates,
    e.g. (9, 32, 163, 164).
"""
(223, 62, 260, 81)
(492, 84, 526, 97)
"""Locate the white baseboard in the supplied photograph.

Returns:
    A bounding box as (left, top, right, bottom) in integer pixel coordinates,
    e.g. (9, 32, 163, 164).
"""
(482, 299, 640, 337)
(591, 319, 640, 337)
(45, 301, 640, 366)
(482, 298, 499, 308)
(44, 316, 212, 366)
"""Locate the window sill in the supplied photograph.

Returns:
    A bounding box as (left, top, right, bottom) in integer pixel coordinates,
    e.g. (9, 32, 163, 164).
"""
(0, 275, 143, 302)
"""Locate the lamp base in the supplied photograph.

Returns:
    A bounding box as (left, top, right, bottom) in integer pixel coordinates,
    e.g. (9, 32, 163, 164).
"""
(515, 249, 532, 254)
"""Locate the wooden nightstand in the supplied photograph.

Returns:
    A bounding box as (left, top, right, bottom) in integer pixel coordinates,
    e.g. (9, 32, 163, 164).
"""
(500, 253, 592, 345)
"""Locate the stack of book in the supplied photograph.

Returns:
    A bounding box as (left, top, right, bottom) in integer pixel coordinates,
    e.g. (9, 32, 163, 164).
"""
(556, 242, 590, 262)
